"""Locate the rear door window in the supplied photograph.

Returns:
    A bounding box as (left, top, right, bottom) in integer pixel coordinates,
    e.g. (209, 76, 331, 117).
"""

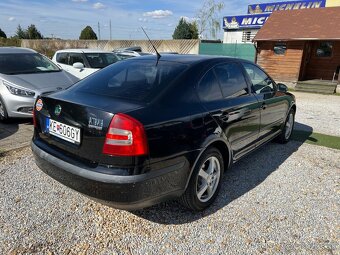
(197, 69, 223, 102)
(213, 63, 249, 98)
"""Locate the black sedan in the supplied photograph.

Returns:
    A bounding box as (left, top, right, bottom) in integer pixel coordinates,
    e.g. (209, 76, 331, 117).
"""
(31, 55, 296, 211)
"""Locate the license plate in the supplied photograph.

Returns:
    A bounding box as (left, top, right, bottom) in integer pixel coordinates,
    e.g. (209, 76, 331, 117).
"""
(46, 118, 81, 144)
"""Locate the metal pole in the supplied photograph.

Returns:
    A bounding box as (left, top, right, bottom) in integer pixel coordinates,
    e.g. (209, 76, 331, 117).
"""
(98, 22, 101, 40)
(109, 20, 112, 40)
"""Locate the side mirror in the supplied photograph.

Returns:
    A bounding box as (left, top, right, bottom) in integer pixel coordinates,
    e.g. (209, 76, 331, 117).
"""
(73, 62, 84, 69)
(277, 83, 288, 93)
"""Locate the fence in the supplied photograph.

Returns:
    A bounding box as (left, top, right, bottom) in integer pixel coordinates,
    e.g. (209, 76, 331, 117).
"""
(21, 39, 200, 58)
(199, 43, 256, 62)
(19, 40, 255, 61)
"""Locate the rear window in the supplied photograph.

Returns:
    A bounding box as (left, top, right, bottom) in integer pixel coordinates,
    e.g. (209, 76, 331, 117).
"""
(69, 59, 188, 102)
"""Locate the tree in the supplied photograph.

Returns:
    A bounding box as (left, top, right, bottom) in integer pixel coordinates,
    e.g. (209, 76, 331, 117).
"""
(172, 18, 199, 39)
(15, 25, 26, 39)
(79, 26, 97, 40)
(15, 24, 43, 39)
(0, 28, 7, 38)
(26, 24, 43, 39)
(196, 0, 225, 39)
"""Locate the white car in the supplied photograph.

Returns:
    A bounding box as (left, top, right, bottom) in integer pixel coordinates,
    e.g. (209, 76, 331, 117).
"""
(52, 49, 121, 79)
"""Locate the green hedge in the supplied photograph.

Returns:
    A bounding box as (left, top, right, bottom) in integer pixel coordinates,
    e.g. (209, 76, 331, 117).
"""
(0, 38, 21, 47)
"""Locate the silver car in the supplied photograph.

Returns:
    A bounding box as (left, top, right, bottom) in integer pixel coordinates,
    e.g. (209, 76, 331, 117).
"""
(0, 47, 79, 120)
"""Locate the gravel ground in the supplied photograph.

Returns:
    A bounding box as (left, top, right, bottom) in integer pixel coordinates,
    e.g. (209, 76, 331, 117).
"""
(293, 92, 340, 136)
(1, 141, 339, 255)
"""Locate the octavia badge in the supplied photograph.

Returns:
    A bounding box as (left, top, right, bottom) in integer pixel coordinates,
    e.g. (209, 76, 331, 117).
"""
(55, 105, 62, 116)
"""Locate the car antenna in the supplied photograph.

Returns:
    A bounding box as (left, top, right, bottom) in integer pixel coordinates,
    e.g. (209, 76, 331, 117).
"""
(141, 27, 161, 65)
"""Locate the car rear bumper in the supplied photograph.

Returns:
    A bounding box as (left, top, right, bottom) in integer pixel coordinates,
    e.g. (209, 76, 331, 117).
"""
(31, 141, 189, 210)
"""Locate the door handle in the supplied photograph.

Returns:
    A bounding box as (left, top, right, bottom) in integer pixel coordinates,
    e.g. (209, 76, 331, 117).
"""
(261, 103, 267, 110)
(219, 113, 229, 122)
(212, 112, 229, 122)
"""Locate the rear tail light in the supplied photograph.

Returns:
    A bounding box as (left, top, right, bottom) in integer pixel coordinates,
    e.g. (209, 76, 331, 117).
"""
(103, 113, 148, 156)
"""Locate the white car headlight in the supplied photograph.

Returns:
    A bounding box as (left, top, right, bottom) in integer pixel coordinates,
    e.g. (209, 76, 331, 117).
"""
(2, 80, 35, 97)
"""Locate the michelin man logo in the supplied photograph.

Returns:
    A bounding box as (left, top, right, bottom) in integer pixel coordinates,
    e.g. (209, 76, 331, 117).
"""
(248, 4, 263, 14)
(224, 17, 240, 29)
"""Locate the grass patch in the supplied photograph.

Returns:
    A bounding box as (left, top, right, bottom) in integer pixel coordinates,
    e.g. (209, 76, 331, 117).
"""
(292, 130, 340, 150)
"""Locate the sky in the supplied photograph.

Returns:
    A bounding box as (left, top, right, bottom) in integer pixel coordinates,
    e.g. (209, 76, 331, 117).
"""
(0, 0, 276, 40)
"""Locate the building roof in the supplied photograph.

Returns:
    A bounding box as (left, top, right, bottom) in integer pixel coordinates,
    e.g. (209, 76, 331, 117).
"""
(254, 7, 340, 41)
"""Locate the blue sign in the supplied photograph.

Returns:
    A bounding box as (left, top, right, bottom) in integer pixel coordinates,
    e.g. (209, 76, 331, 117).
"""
(223, 13, 271, 30)
(247, 0, 326, 14)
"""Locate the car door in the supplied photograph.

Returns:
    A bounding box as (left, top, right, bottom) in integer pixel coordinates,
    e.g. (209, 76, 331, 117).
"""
(241, 62, 288, 143)
(197, 62, 261, 160)
(54, 52, 70, 71)
(67, 53, 93, 79)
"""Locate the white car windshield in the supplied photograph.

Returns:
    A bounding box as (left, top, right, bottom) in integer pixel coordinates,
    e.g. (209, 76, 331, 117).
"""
(84, 53, 120, 69)
(0, 53, 60, 75)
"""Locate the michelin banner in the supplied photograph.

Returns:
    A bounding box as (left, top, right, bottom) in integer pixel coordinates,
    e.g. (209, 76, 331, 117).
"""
(223, 0, 340, 30)
(223, 14, 271, 30)
(247, 0, 326, 13)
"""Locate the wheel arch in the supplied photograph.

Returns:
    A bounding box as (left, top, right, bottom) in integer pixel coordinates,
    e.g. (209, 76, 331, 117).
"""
(184, 137, 232, 190)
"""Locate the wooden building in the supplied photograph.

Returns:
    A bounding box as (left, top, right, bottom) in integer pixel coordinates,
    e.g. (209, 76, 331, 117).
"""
(253, 7, 340, 92)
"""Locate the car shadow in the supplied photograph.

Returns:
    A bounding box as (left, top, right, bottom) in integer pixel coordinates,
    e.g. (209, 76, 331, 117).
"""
(0, 118, 32, 143)
(130, 122, 313, 224)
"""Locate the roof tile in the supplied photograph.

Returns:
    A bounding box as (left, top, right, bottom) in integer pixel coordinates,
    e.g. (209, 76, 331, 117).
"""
(254, 7, 340, 41)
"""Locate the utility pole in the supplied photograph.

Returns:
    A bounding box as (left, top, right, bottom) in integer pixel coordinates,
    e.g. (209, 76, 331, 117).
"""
(98, 22, 101, 40)
(109, 20, 112, 40)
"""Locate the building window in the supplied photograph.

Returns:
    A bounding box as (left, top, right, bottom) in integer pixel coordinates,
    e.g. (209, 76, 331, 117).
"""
(242, 31, 252, 42)
(316, 42, 333, 57)
(273, 43, 287, 55)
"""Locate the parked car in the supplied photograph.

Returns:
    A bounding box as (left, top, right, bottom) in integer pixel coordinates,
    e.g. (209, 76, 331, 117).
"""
(31, 54, 296, 211)
(52, 49, 121, 79)
(113, 47, 153, 59)
(0, 47, 79, 121)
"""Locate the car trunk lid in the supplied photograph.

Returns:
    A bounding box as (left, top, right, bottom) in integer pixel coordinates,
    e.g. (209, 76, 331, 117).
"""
(34, 91, 146, 170)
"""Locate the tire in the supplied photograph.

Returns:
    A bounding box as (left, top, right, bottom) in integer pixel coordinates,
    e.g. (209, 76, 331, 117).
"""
(0, 97, 8, 122)
(276, 109, 295, 144)
(180, 147, 224, 211)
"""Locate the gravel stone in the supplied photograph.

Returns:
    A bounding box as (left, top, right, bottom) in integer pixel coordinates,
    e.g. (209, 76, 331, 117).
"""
(0, 141, 339, 254)
(293, 92, 340, 136)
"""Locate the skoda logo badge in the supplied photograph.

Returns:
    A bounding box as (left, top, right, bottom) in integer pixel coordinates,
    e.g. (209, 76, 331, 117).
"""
(55, 105, 62, 116)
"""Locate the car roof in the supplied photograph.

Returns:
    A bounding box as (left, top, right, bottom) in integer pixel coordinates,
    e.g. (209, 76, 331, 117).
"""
(55, 49, 113, 54)
(0, 47, 37, 54)
(128, 54, 249, 65)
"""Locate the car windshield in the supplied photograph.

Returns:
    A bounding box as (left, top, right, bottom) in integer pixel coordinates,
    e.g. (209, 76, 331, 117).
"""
(70, 59, 188, 102)
(84, 53, 120, 69)
(0, 53, 60, 75)
(115, 53, 135, 60)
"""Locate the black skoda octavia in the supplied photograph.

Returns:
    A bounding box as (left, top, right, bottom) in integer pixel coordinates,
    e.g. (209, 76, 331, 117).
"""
(32, 55, 296, 211)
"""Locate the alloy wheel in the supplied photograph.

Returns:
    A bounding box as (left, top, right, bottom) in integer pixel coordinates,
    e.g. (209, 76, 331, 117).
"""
(0, 101, 4, 118)
(285, 113, 294, 139)
(196, 156, 221, 203)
